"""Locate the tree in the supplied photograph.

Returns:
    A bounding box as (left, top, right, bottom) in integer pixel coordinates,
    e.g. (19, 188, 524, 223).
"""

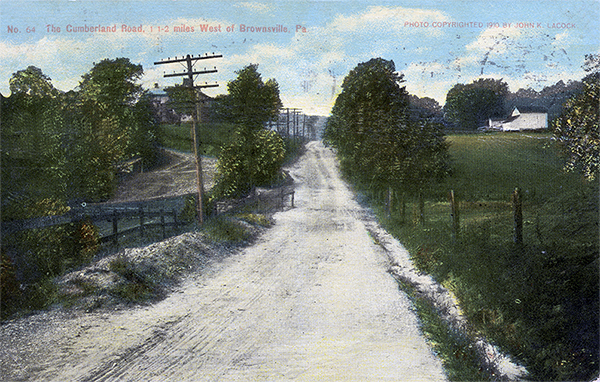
(211, 65, 285, 199)
(553, 54, 600, 180)
(79, 58, 143, 111)
(164, 83, 195, 123)
(324, 58, 409, 185)
(214, 64, 282, 130)
(1, 68, 84, 290)
(71, 58, 155, 201)
(1, 67, 67, 220)
(212, 129, 285, 198)
(409, 94, 443, 123)
(8, 66, 59, 98)
(324, 58, 449, 218)
(444, 78, 509, 129)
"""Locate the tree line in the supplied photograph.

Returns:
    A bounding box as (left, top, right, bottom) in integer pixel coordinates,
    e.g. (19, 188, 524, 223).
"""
(323, 54, 599, 215)
(2, 59, 160, 221)
(323, 58, 450, 215)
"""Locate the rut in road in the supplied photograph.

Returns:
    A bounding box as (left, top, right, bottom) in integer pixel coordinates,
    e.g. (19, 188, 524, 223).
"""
(1, 141, 447, 381)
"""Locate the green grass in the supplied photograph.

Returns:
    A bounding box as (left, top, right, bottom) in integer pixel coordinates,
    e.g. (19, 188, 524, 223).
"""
(160, 122, 237, 156)
(362, 132, 598, 381)
(396, 278, 493, 381)
(201, 215, 254, 244)
(429, 132, 585, 202)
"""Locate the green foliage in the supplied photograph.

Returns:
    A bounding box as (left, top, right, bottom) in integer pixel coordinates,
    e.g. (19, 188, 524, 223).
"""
(71, 58, 156, 201)
(1, 68, 68, 220)
(159, 122, 237, 155)
(212, 128, 285, 198)
(409, 94, 444, 123)
(79, 57, 143, 110)
(324, 58, 449, 195)
(553, 55, 599, 180)
(235, 213, 273, 227)
(282, 136, 306, 165)
(370, 133, 598, 381)
(109, 257, 159, 302)
(397, 278, 493, 381)
(213, 64, 282, 129)
(164, 83, 196, 117)
(1, 60, 160, 318)
(209, 65, 286, 199)
(444, 78, 509, 129)
(128, 93, 161, 165)
(202, 215, 252, 243)
(324, 58, 407, 187)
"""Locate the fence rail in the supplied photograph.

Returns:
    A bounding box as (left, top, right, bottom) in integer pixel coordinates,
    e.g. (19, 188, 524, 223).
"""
(2, 205, 183, 248)
(215, 187, 295, 214)
(2, 186, 295, 246)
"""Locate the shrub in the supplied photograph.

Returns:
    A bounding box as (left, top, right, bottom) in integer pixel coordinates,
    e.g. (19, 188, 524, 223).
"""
(1, 252, 21, 318)
(212, 128, 285, 199)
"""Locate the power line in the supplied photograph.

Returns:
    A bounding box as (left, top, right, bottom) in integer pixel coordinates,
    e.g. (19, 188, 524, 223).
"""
(154, 53, 222, 225)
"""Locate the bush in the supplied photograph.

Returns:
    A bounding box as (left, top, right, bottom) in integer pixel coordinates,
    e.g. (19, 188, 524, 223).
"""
(1, 252, 21, 318)
(108, 257, 159, 302)
(202, 215, 252, 244)
(212, 128, 285, 199)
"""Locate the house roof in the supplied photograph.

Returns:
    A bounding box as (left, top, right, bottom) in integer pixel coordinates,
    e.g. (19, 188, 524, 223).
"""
(504, 115, 520, 123)
(514, 106, 548, 114)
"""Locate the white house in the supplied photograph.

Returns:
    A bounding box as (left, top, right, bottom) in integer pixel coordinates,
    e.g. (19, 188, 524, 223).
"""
(489, 106, 548, 131)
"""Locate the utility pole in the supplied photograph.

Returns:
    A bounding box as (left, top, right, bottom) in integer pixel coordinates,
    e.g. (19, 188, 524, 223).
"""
(154, 53, 222, 225)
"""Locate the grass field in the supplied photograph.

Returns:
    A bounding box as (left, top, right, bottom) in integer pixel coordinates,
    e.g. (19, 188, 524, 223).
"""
(368, 132, 598, 381)
(159, 122, 238, 156)
(160, 122, 304, 165)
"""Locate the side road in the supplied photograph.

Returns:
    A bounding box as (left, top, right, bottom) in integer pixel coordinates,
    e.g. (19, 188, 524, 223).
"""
(0, 141, 447, 381)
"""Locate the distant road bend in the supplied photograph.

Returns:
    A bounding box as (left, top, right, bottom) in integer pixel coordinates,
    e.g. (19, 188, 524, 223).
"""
(0, 141, 447, 381)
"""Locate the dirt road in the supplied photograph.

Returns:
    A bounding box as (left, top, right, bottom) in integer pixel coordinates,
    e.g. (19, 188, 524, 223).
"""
(1, 141, 447, 381)
(110, 150, 217, 203)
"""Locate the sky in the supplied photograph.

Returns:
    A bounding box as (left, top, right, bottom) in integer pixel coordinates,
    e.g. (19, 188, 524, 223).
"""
(1, 0, 599, 115)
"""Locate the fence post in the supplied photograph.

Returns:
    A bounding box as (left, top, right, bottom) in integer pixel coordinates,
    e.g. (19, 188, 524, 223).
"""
(279, 188, 284, 210)
(112, 210, 119, 247)
(160, 208, 166, 239)
(172, 209, 178, 228)
(418, 192, 425, 225)
(139, 206, 145, 238)
(512, 187, 523, 245)
(449, 190, 460, 241)
(257, 190, 263, 213)
(387, 187, 393, 218)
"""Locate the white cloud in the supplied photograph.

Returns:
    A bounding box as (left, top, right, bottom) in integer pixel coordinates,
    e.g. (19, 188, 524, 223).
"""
(330, 5, 449, 35)
(234, 2, 271, 14)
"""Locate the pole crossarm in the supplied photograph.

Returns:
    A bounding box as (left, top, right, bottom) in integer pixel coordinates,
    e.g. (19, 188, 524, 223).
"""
(164, 69, 218, 78)
(153, 52, 222, 225)
(195, 83, 220, 89)
(153, 54, 223, 66)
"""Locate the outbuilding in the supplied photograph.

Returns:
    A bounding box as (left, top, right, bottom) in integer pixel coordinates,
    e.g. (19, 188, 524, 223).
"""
(489, 106, 548, 131)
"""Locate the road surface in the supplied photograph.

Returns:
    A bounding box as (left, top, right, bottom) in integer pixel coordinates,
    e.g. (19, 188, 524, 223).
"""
(1, 141, 447, 381)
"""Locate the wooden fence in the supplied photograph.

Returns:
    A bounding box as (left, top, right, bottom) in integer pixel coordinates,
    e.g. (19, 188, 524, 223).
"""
(2, 205, 184, 248)
(97, 207, 182, 247)
(448, 187, 524, 244)
(2, 185, 295, 248)
(215, 187, 295, 214)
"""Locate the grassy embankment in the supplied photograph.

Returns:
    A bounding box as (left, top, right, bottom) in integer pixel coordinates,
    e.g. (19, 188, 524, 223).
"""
(160, 122, 236, 156)
(367, 132, 598, 381)
(160, 122, 305, 164)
